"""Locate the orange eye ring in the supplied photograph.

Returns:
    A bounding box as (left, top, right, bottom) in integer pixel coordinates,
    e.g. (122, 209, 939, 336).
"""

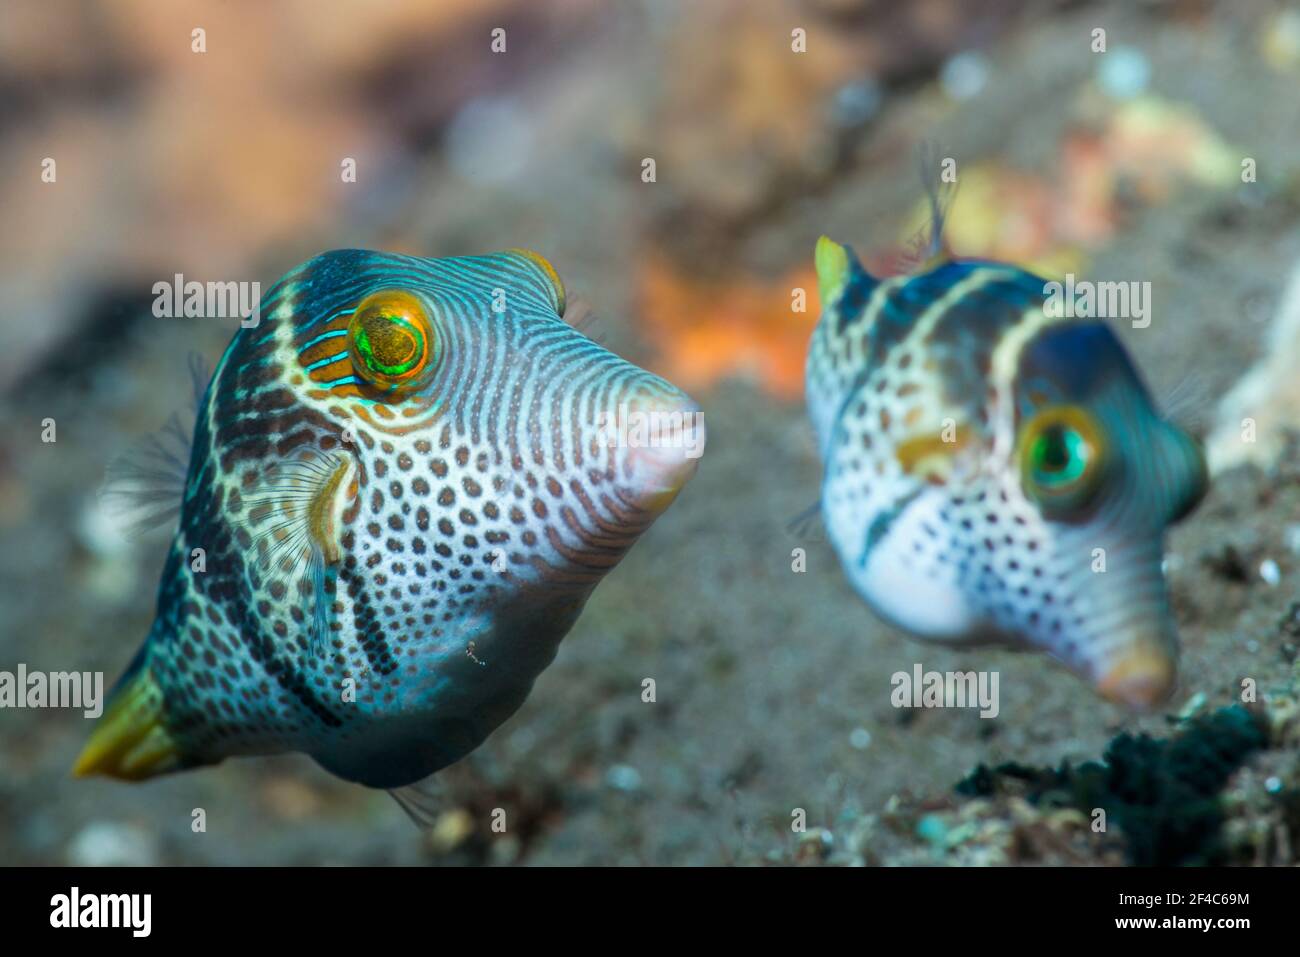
(1017, 404, 1108, 514)
(347, 290, 438, 393)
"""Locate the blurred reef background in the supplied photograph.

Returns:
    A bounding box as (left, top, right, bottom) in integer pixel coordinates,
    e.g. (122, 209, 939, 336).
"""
(3, 0, 1300, 865)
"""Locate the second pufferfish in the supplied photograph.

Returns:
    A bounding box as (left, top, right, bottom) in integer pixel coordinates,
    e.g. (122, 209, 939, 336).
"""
(806, 233, 1207, 709)
(76, 248, 705, 818)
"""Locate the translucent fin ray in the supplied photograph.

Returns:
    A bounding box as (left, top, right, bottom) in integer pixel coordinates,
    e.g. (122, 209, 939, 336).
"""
(98, 351, 213, 538)
(232, 447, 355, 657)
(785, 500, 825, 541)
(389, 776, 444, 830)
(899, 141, 958, 273)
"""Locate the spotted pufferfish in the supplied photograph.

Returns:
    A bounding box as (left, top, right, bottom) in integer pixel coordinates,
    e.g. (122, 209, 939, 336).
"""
(806, 235, 1207, 709)
(75, 248, 704, 814)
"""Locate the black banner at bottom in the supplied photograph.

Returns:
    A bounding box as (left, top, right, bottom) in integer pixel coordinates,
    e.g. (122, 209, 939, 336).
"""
(0, 865, 1285, 942)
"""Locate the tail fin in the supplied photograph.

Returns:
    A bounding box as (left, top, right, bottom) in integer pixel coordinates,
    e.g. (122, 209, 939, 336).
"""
(73, 662, 183, 781)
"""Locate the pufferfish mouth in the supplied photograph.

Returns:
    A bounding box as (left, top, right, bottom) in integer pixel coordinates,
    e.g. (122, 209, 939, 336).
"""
(1038, 531, 1182, 711)
(1092, 636, 1178, 710)
(618, 393, 707, 512)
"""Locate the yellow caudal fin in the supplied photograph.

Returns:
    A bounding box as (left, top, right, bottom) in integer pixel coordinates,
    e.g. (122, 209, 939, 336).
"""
(73, 664, 182, 781)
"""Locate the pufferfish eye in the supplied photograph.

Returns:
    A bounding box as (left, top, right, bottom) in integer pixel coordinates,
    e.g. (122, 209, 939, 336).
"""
(347, 290, 439, 393)
(1018, 405, 1107, 514)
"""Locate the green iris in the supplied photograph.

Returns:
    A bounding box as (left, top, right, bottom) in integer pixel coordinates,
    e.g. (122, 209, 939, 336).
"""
(354, 314, 424, 378)
(1019, 406, 1107, 516)
(1028, 423, 1090, 489)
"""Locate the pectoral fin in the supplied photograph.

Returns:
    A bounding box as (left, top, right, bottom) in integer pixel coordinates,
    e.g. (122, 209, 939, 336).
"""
(236, 448, 358, 655)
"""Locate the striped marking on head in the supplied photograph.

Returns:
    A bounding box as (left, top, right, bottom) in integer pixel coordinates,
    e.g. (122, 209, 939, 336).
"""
(863, 260, 1056, 468)
(818, 263, 1031, 463)
(267, 249, 574, 436)
(505, 248, 566, 317)
(989, 305, 1066, 462)
(297, 307, 358, 394)
(905, 265, 1020, 347)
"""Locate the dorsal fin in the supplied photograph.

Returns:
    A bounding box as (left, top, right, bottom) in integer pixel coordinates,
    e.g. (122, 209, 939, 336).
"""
(902, 142, 957, 273)
(99, 352, 211, 537)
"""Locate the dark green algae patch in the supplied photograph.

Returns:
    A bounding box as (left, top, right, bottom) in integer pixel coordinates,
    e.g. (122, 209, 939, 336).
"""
(956, 705, 1270, 866)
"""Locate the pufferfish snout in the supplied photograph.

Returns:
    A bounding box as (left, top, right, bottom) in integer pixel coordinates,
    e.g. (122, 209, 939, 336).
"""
(76, 248, 704, 800)
(806, 236, 1207, 709)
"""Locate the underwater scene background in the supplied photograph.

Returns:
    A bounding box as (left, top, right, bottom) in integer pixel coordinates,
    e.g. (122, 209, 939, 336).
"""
(2, 0, 1300, 865)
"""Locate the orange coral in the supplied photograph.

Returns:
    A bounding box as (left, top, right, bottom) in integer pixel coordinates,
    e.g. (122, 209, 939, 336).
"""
(637, 256, 818, 402)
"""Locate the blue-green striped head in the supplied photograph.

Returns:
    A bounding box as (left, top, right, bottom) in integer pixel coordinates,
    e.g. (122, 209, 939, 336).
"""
(230, 246, 705, 580)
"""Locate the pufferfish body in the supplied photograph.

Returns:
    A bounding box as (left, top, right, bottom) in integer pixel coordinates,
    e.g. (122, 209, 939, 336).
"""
(806, 236, 1206, 709)
(76, 249, 704, 803)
